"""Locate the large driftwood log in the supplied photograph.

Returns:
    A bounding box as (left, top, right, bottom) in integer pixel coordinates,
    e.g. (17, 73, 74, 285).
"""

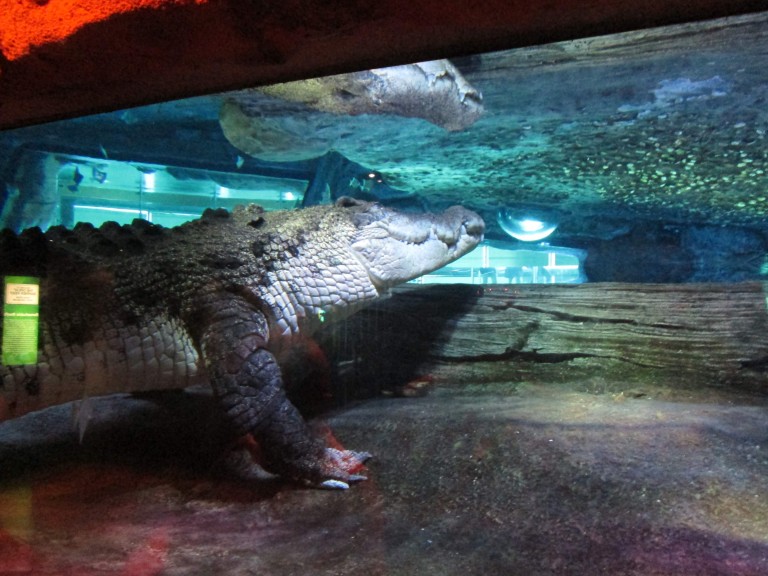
(315, 283, 768, 397)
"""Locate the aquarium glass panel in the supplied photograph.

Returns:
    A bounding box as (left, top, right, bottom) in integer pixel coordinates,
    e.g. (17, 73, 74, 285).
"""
(4, 11, 768, 576)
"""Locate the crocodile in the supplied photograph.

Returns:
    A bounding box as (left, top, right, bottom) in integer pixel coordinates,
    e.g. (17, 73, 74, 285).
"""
(0, 198, 484, 488)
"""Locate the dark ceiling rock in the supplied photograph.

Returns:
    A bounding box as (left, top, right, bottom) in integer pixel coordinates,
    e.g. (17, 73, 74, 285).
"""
(1, 0, 767, 129)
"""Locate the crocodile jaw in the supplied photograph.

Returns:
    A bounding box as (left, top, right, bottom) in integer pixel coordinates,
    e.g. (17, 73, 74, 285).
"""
(350, 204, 485, 290)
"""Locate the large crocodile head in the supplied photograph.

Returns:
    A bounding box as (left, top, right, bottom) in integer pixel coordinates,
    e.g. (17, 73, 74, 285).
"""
(247, 197, 484, 332)
(344, 198, 485, 289)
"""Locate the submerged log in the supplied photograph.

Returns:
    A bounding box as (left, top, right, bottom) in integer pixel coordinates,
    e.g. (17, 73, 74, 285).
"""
(316, 283, 768, 398)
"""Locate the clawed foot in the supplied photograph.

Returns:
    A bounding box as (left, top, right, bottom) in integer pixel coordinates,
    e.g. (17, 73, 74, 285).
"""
(315, 447, 372, 490)
(231, 434, 372, 489)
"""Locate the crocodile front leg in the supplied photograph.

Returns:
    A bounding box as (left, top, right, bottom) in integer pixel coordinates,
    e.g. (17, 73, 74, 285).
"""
(198, 295, 368, 488)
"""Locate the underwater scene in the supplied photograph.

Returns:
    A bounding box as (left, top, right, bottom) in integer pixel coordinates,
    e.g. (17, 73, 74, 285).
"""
(2, 11, 768, 576)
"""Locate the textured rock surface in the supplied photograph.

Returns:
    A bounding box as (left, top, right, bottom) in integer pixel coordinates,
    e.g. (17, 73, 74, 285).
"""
(2, 339, 768, 574)
(2, 284, 768, 573)
(318, 283, 768, 401)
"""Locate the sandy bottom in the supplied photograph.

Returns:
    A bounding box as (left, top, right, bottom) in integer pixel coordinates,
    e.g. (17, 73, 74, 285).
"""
(1, 382, 767, 575)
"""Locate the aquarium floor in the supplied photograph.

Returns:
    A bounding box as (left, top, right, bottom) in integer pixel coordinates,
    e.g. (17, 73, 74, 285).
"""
(1, 381, 768, 575)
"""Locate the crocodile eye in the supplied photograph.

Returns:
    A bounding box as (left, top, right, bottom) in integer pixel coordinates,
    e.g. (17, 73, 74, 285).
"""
(353, 211, 376, 227)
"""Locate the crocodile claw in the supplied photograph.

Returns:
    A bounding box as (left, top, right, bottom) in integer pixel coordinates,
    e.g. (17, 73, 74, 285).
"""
(314, 447, 371, 489)
(319, 479, 352, 490)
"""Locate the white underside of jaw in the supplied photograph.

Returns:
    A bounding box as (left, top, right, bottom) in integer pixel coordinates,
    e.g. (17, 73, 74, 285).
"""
(351, 225, 481, 289)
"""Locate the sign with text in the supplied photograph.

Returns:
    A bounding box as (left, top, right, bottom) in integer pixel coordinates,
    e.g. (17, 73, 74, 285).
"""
(2, 276, 40, 365)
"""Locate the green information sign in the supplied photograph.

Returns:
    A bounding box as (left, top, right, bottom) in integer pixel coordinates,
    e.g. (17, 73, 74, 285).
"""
(2, 276, 40, 365)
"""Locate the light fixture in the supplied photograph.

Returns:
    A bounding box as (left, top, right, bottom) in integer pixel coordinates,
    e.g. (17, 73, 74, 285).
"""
(141, 171, 156, 191)
(497, 208, 558, 242)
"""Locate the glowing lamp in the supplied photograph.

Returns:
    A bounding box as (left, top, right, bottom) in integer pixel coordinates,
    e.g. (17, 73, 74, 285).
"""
(497, 209, 558, 242)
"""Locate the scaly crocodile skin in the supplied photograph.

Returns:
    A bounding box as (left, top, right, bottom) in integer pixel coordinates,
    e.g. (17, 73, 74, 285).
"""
(0, 198, 484, 487)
